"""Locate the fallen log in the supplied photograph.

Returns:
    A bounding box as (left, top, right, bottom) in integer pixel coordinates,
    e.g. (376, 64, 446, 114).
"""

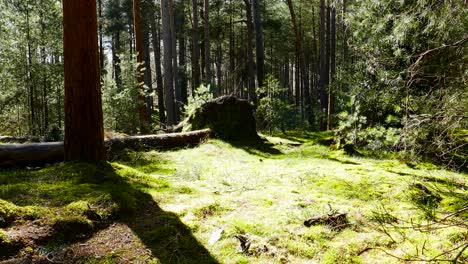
(0, 129, 212, 167)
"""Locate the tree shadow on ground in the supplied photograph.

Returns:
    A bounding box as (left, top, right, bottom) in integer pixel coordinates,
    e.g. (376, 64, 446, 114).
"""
(0, 162, 219, 264)
(228, 138, 283, 158)
(272, 131, 335, 146)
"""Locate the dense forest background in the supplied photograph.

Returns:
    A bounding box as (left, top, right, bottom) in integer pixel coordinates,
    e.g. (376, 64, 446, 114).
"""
(0, 0, 466, 167)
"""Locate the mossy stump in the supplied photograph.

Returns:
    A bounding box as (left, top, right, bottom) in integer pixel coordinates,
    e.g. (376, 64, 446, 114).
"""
(188, 96, 260, 140)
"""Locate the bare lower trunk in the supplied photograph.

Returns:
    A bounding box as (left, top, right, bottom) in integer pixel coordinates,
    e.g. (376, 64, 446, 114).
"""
(62, 0, 106, 161)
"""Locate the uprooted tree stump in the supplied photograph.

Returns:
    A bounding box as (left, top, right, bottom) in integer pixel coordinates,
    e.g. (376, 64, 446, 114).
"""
(0, 129, 212, 167)
(186, 95, 260, 140)
(304, 213, 349, 230)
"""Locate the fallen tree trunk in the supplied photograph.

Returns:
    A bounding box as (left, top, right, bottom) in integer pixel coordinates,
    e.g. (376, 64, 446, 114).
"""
(0, 129, 212, 167)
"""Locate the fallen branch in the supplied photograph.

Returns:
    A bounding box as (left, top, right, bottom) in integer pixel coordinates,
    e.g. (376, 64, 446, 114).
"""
(304, 213, 349, 230)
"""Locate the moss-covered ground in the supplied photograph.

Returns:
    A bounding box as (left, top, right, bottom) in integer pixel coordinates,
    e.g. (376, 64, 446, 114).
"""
(0, 132, 466, 263)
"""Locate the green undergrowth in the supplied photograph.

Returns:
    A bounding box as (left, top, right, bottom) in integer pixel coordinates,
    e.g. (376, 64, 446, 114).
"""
(1, 131, 467, 263)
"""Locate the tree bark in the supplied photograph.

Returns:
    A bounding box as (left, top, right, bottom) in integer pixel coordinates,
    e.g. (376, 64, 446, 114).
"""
(0, 129, 212, 167)
(149, 11, 166, 126)
(170, 0, 180, 122)
(252, 0, 265, 88)
(133, 0, 150, 133)
(179, 6, 188, 105)
(161, 0, 177, 125)
(243, 0, 256, 104)
(98, 0, 104, 73)
(112, 32, 123, 90)
(203, 0, 212, 85)
(142, 0, 153, 125)
(327, 6, 336, 131)
(287, 0, 313, 129)
(62, 0, 106, 161)
(318, 0, 327, 131)
(191, 0, 201, 92)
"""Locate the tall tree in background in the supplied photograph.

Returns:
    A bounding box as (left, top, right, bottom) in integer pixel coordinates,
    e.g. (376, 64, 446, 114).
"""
(327, 5, 336, 130)
(149, 3, 166, 126)
(252, 0, 264, 88)
(133, 0, 150, 133)
(161, 0, 176, 125)
(98, 0, 104, 73)
(243, 0, 256, 104)
(318, 0, 327, 131)
(287, 0, 313, 129)
(170, 0, 180, 121)
(191, 0, 201, 92)
(203, 0, 212, 85)
(62, 0, 106, 161)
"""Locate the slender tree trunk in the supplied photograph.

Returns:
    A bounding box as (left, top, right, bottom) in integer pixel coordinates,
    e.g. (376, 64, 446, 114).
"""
(252, 0, 265, 88)
(203, 0, 212, 85)
(295, 57, 300, 106)
(142, 0, 153, 125)
(243, 0, 256, 104)
(229, 2, 235, 93)
(98, 0, 104, 73)
(161, 0, 176, 125)
(25, 7, 36, 136)
(287, 0, 313, 128)
(133, 0, 150, 133)
(150, 12, 166, 126)
(62, 0, 106, 161)
(179, 4, 188, 105)
(112, 32, 123, 90)
(216, 40, 222, 96)
(191, 0, 201, 92)
(170, 0, 180, 122)
(318, 0, 327, 131)
(327, 6, 336, 130)
(127, 12, 134, 54)
(342, 0, 348, 66)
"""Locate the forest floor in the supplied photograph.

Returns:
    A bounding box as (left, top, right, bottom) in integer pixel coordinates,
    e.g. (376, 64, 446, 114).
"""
(0, 132, 467, 264)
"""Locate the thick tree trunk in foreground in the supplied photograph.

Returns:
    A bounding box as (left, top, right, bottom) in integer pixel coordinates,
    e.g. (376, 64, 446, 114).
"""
(0, 129, 212, 167)
(62, 0, 106, 161)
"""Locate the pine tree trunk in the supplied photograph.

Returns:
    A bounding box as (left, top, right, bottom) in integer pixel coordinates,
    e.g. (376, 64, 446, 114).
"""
(112, 32, 123, 90)
(318, 0, 327, 131)
(142, 1, 153, 125)
(133, 0, 150, 133)
(243, 0, 256, 104)
(62, 0, 106, 161)
(229, 2, 235, 93)
(252, 0, 265, 88)
(98, 0, 104, 73)
(203, 0, 212, 85)
(287, 0, 313, 129)
(150, 12, 166, 126)
(327, 6, 336, 131)
(170, 0, 180, 122)
(179, 4, 188, 105)
(191, 0, 201, 92)
(161, 0, 176, 125)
